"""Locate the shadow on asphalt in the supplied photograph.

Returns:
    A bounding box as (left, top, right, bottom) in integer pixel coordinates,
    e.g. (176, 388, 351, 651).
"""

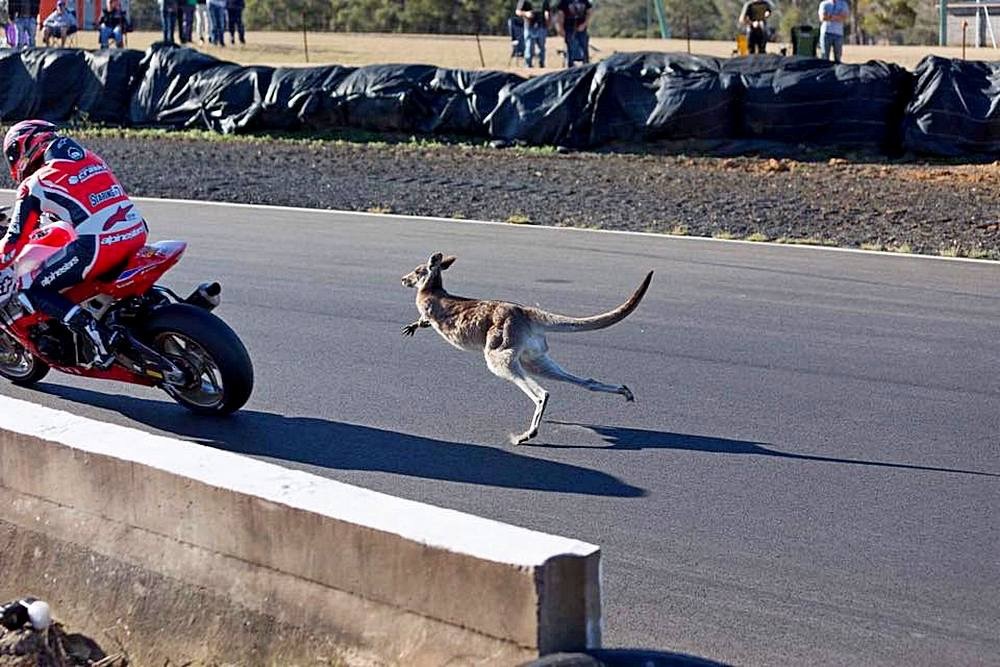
(522, 648, 732, 666)
(537, 422, 1000, 478)
(35, 384, 647, 497)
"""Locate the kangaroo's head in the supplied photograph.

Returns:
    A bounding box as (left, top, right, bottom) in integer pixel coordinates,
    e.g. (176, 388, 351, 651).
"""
(401, 252, 456, 291)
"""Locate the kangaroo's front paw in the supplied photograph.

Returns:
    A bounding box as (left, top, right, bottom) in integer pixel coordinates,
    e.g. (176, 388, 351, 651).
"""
(621, 385, 635, 402)
(401, 323, 419, 336)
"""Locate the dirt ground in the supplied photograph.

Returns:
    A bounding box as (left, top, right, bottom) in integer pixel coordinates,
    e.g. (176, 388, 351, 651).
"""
(69, 134, 1000, 260)
(108, 30, 997, 72)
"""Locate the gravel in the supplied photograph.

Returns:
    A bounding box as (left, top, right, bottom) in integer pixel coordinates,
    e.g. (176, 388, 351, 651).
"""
(14, 134, 1000, 259)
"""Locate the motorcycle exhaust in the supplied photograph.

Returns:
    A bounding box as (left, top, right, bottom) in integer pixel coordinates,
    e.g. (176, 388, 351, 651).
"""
(184, 282, 222, 311)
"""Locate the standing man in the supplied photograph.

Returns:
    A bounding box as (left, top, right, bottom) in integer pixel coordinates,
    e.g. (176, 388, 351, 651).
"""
(179, 0, 194, 42)
(194, 0, 207, 43)
(207, 0, 225, 45)
(516, 0, 550, 68)
(555, 0, 590, 67)
(159, 0, 177, 42)
(818, 0, 849, 62)
(738, 0, 774, 54)
(225, 0, 243, 45)
(8, 0, 39, 48)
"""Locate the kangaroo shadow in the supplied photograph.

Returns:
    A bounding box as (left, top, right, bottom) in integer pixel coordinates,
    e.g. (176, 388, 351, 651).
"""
(524, 648, 731, 666)
(33, 384, 647, 497)
(536, 422, 1000, 478)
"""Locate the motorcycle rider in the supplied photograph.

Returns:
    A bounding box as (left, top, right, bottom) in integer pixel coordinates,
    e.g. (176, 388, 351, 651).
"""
(0, 120, 148, 367)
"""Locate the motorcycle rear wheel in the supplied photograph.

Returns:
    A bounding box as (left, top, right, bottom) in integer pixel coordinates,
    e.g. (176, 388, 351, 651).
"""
(143, 304, 254, 415)
(0, 331, 50, 386)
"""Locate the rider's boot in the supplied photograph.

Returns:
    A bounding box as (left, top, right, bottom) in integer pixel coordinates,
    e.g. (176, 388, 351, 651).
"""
(63, 305, 121, 369)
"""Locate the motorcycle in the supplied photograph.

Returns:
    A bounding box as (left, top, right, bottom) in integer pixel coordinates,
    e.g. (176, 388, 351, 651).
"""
(0, 207, 254, 415)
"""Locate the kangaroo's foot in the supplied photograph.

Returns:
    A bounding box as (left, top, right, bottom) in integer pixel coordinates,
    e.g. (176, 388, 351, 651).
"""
(511, 427, 539, 445)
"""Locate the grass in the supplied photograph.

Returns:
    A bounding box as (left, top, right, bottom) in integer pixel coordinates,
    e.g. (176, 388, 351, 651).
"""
(506, 213, 532, 224)
(114, 30, 1000, 72)
(775, 236, 840, 247)
(746, 232, 771, 242)
(711, 230, 736, 240)
(64, 125, 574, 158)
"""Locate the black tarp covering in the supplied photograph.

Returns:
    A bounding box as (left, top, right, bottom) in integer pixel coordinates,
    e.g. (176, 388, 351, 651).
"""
(257, 65, 356, 130)
(587, 53, 738, 145)
(0, 43, 995, 157)
(487, 64, 597, 146)
(737, 57, 913, 150)
(903, 55, 1000, 156)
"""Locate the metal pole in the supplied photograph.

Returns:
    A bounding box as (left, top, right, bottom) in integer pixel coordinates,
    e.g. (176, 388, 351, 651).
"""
(475, 33, 486, 67)
(940, 0, 948, 46)
(653, 0, 669, 39)
(302, 11, 309, 63)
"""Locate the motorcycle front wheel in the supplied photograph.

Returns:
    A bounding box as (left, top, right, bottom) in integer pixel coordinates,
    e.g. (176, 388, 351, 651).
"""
(142, 304, 254, 415)
(0, 331, 50, 386)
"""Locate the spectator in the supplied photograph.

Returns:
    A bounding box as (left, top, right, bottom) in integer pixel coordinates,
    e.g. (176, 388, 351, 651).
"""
(738, 0, 773, 54)
(7, 0, 39, 48)
(98, 0, 127, 47)
(41, 0, 76, 46)
(818, 0, 849, 63)
(179, 0, 194, 42)
(516, 0, 549, 68)
(555, 0, 590, 67)
(158, 0, 176, 42)
(194, 0, 207, 43)
(207, 0, 225, 45)
(225, 0, 243, 44)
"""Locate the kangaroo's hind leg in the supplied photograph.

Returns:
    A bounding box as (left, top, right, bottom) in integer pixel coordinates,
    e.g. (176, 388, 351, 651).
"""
(522, 353, 634, 402)
(485, 348, 550, 444)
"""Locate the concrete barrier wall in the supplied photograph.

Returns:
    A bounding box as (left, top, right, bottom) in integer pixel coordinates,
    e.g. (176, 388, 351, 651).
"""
(0, 395, 601, 665)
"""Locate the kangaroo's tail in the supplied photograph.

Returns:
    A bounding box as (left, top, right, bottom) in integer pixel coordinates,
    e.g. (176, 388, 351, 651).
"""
(532, 271, 653, 333)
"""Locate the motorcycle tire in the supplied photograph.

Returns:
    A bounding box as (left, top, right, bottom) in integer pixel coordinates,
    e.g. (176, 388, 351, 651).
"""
(0, 334, 50, 386)
(142, 303, 253, 415)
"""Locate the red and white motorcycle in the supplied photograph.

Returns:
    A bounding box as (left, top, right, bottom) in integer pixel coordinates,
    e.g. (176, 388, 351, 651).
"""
(0, 208, 253, 414)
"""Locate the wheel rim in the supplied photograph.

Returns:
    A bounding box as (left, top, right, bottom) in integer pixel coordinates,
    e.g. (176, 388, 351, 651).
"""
(154, 331, 226, 409)
(0, 332, 37, 379)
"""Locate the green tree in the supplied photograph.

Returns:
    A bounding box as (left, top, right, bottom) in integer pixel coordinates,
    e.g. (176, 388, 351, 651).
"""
(858, 0, 916, 42)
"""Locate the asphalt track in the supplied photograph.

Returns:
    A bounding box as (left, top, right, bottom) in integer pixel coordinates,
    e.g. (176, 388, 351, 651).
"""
(2, 199, 998, 666)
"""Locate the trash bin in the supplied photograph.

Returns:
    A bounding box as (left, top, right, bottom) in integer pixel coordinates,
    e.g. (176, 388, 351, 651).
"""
(791, 25, 818, 57)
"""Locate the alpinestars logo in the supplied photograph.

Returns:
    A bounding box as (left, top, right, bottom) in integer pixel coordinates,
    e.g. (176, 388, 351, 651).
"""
(102, 204, 135, 231)
(101, 225, 144, 246)
(89, 185, 123, 207)
(39, 256, 79, 287)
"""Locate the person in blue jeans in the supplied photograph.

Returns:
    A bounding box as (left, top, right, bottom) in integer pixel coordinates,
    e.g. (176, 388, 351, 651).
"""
(515, 0, 550, 68)
(818, 0, 850, 63)
(98, 0, 128, 48)
(159, 0, 177, 42)
(225, 0, 244, 44)
(207, 0, 225, 45)
(556, 0, 591, 66)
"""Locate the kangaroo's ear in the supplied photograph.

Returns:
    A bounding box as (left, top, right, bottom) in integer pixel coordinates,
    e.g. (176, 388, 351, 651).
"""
(440, 255, 457, 270)
(428, 252, 443, 267)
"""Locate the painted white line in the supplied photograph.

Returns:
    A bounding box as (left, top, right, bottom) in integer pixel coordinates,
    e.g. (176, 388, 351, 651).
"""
(0, 394, 597, 566)
(2, 189, 996, 265)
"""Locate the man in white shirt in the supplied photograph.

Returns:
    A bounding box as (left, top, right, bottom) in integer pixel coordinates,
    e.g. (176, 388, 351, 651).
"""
(41, 0, 76, 47)
(818, 0, 850, 63)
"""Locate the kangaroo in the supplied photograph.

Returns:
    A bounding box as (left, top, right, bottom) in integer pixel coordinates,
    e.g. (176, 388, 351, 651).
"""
(401, 252, 653, 444)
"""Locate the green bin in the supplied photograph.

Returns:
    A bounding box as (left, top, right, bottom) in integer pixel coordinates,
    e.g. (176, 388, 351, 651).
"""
(791, 25, 818, 57)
